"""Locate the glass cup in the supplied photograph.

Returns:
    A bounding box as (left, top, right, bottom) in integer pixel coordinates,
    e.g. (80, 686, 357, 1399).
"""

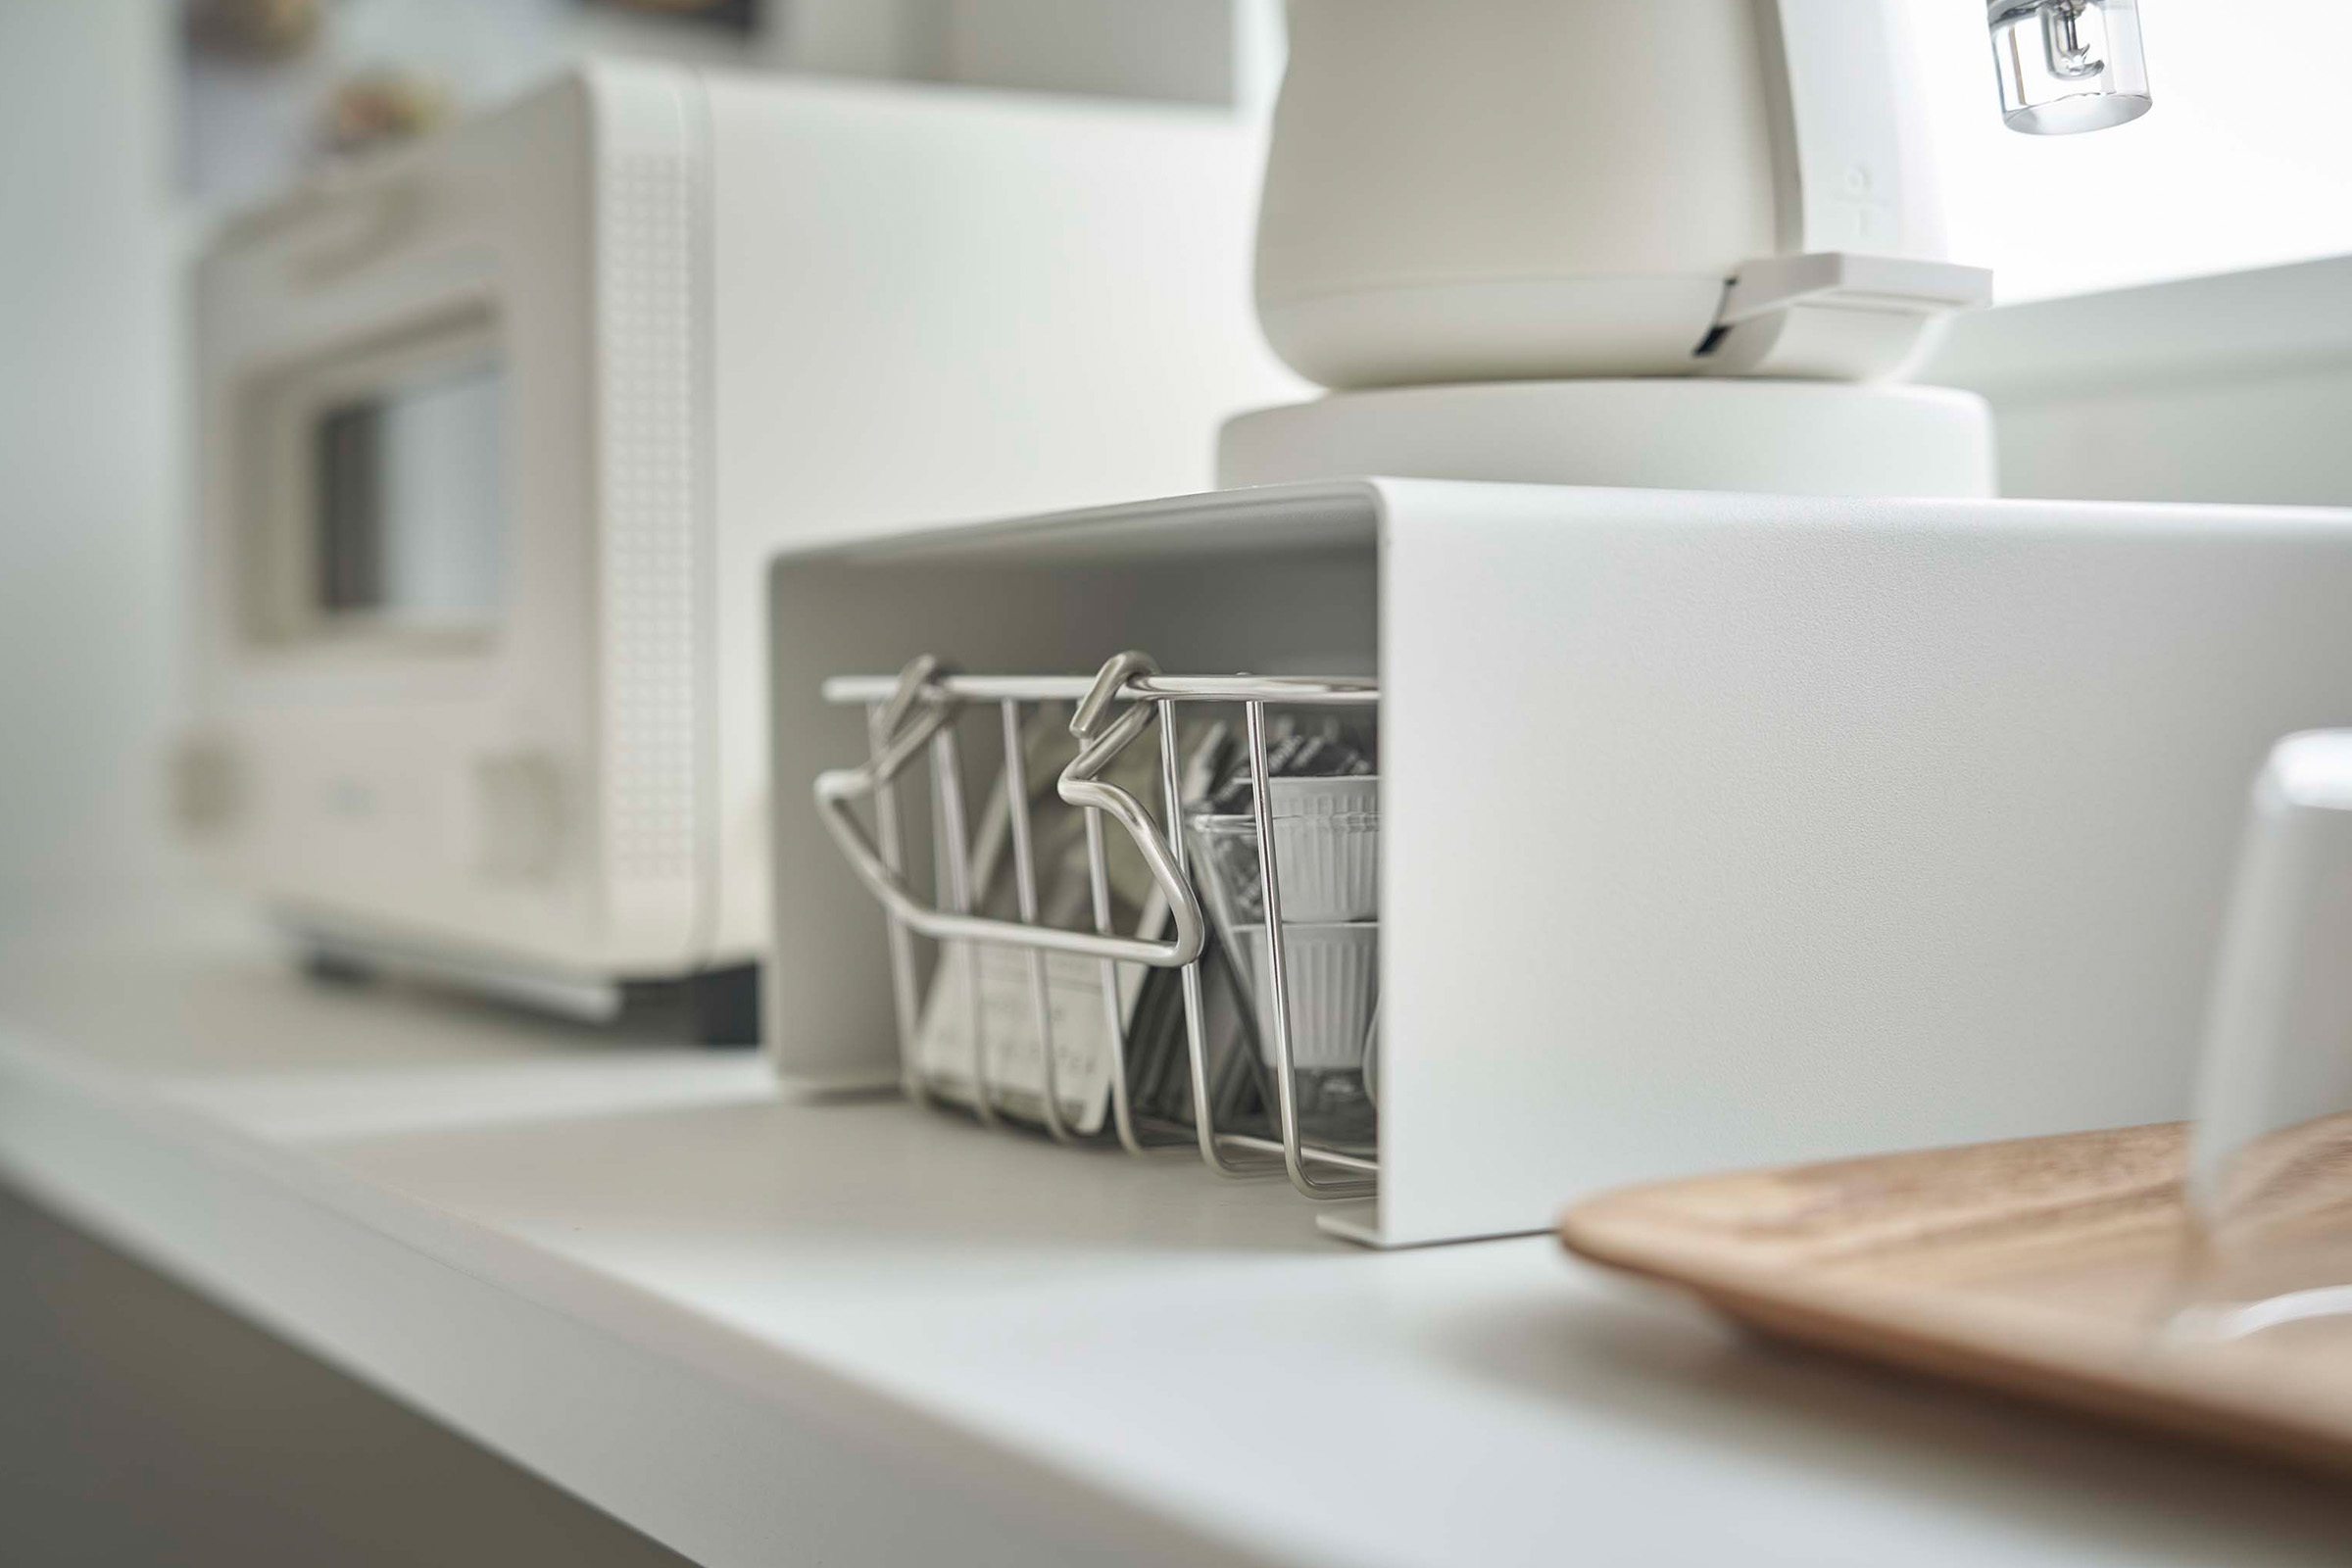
(2174, 731, 2352, 1345)
(1986, 0, 2153, 135)
(1186, 774, 1379, 1149)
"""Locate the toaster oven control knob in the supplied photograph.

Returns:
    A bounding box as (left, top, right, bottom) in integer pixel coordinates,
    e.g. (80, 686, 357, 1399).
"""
(473, 750, 562, 882)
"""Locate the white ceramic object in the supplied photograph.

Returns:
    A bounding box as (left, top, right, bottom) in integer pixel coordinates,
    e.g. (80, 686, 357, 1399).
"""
(1243, 922, 1379, 1072)
(1266, 774, 1380, 926)
(1218, 380, 1995, 500)
(1189, 775, 1380, 926)
(1255, 0, 1956, 388)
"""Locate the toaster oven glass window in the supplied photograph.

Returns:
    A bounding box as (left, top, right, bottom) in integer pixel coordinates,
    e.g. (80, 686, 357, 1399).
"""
(312, 364, 502, 628)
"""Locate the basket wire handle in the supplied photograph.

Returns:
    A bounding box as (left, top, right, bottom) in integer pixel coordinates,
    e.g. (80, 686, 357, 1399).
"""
(1056, 654, 1207, 965)
(813, 654, 1206, 969)
(1078, 652, 1161, 1153)
(999, 696, 1073, 1144)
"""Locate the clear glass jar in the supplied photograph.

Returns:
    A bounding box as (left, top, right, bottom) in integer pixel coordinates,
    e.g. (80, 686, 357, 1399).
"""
(1986, 0, 2153, 135)
(2174, 732, 2352, 1345)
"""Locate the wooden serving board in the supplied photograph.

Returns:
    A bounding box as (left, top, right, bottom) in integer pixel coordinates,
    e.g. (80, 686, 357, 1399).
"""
(1559, 1123, 2352, 1478)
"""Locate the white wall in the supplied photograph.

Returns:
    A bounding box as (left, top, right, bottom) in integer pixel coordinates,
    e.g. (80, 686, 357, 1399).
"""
(0, 3, 182, 908)
(927, 0, 1249, 109)
(182, 0, 1279, 207)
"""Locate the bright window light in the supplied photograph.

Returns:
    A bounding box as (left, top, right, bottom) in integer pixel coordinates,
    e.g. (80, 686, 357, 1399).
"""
(1906, 0, 2352, 300)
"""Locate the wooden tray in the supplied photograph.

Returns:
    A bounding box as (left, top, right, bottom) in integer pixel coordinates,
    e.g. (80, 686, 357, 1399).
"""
(1559, 1123, 2352, 1478)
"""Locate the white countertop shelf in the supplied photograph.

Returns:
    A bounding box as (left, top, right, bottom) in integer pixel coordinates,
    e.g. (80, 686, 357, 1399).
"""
(3, 904, 2348, 1568)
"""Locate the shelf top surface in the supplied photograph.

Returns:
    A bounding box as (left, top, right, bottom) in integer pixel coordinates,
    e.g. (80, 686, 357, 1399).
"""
(3, 902, 2349, 1568)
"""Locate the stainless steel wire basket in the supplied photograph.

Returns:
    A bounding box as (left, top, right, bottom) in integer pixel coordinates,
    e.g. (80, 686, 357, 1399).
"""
(814, 651, 1380, 1199)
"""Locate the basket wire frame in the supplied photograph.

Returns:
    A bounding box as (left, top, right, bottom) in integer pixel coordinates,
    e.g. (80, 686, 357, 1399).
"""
(815, 652, 1379, 1198)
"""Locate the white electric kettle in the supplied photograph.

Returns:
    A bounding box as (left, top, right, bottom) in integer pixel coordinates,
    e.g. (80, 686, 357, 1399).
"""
(1254, 0, 1969, 388)
(1228, 0, 2152, 496)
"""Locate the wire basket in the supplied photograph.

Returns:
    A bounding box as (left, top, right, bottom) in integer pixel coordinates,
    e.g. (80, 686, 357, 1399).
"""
(814, 651, 1379, 1199)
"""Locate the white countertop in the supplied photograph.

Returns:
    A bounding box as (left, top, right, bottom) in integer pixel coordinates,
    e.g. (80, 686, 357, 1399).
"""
(3, 904, 2348, 1568)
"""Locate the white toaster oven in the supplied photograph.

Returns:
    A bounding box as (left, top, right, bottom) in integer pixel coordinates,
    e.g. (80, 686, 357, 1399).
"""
(179, 62, 1298, 1034)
